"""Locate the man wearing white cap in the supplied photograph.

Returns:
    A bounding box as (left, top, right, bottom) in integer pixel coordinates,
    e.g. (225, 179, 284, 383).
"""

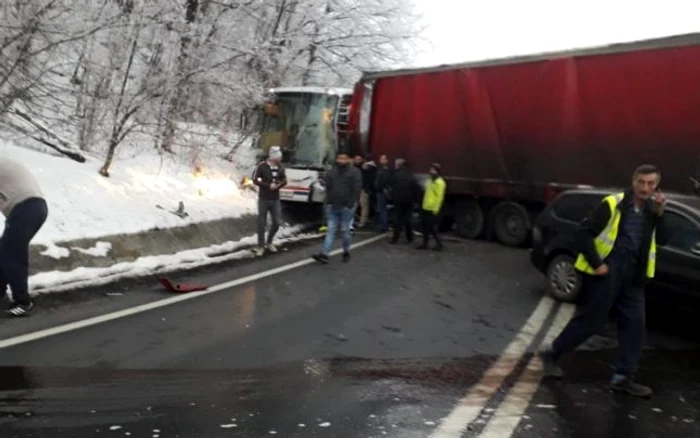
(252, 146, 287, 256)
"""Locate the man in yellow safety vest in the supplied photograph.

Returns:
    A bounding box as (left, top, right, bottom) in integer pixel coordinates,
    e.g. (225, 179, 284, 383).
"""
(418, 163, 446, 251)
(540, 164, 670, 398)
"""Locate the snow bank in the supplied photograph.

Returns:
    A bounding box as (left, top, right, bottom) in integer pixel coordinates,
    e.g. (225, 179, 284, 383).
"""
(0, 133, 259, 245)
(29, 226, 320, 294)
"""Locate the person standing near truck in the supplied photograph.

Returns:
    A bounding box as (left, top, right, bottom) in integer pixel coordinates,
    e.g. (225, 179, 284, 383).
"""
(418, 163, 446, 251)
(252, 146, 287, 257)
(540, 164, 669, 398)
(348, 154, 365, 232)
(374, 154, 393, 233)
(0, 158, 49, 317)
(390, 158, 420, 244)
(312, 152, 362, 264)
(358, 153, 377, 229)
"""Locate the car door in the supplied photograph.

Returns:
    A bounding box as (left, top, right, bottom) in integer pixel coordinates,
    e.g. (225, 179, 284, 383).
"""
(545, 193, 605, 254)
(652, 208, 700, 308)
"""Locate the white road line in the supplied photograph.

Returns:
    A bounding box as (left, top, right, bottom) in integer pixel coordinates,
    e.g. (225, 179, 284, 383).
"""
(429, 296, 556, 438)
(0, 233, 388, 350)
(479, 303, 575, 438)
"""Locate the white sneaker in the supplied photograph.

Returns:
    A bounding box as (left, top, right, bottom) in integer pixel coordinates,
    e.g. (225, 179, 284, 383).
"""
(253, 246, 265, 257)
(266, 243, 278, 253)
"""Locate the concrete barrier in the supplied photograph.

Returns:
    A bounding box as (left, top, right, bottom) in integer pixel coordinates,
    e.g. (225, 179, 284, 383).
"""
(29, 214, 258, 275)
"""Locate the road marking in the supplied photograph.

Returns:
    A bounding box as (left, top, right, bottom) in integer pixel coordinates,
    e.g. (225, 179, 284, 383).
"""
(0, 233, 388, 350)
(479, 303, 575, 438)
(429, 296, 556, 438)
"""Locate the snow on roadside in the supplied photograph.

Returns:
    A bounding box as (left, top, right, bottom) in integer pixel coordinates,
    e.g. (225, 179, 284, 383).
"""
(28, 226, 320, 294)
(0, 135, 258, 245)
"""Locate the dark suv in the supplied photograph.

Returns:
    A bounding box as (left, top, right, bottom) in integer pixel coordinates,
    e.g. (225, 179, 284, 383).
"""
(530, 189, 700, 310)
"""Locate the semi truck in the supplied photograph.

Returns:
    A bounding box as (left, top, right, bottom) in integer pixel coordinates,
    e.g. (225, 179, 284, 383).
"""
(252, 86, 353, 203)
(346, 32, 700, 247)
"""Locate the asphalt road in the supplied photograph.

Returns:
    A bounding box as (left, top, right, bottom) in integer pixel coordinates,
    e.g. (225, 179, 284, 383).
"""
(0, 233, 699, 437)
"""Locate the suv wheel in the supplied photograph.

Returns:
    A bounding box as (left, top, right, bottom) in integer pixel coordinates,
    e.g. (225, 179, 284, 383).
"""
(546, 254, 582, 302)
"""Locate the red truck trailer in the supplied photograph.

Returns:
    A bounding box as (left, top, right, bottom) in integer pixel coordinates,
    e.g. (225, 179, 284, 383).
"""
(347, 32, 700, 247)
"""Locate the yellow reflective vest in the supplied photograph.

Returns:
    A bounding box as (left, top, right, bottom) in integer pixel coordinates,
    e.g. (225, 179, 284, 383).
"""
(422, 176, 446, 214)
(574, 192, 657, 278)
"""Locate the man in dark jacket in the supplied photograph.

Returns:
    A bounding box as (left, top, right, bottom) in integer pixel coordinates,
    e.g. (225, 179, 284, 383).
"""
(252, 146, 287, 256)
(540, 164, 669, 398)
(390, 158, 420, 244)
(358, 153, 377, 228)
(313, 152, 362, 264)
(374, 154, 393, 233)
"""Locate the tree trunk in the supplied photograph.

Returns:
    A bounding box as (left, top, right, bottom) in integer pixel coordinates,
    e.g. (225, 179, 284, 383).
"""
(159, 0, 199, 154)
(99, 129, 120, 177)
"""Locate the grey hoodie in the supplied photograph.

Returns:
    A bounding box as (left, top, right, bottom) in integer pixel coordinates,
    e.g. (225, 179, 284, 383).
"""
(0, 159, 43, 217)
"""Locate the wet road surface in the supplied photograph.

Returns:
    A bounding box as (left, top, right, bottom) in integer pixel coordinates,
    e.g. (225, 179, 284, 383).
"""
(1, 233, 699, 437)
(505, 349, 700, 438)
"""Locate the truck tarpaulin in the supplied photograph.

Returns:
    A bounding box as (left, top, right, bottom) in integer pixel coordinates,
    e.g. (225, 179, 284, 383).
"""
(364, 40, 700, 194)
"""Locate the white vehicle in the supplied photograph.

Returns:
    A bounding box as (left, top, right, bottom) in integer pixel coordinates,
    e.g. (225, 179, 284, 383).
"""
(253, 86, 353, 203)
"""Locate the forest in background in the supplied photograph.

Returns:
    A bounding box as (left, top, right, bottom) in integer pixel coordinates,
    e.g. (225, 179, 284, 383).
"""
(0, 0, 421, 174)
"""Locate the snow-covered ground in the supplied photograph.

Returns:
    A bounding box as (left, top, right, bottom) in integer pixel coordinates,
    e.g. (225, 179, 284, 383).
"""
(29, 226, 321, 294)
(0, 125, 324, 296)
(0, 128, 260, 245)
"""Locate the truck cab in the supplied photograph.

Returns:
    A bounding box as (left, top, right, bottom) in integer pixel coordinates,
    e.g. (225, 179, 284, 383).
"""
(253, 86, 353, 203)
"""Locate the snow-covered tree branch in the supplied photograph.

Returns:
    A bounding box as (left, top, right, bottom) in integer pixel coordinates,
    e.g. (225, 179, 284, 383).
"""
(0, 0, 421, 171)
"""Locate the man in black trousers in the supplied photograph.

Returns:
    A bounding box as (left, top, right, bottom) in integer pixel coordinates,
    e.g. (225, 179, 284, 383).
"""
(390, 158, 420, 244)
(0, 158, 48, 317)
(540, 164, 669, 398)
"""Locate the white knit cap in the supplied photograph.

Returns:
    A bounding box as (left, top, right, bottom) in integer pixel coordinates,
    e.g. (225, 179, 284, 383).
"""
(269, 146, 282, 160)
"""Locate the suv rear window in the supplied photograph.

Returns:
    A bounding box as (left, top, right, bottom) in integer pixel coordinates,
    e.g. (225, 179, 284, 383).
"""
(551, 193, 605, 223)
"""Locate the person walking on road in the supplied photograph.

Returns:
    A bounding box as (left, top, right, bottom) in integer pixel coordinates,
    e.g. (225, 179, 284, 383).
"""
(358, 154, 377, 229)
(390, 158, 420, 244)
(0, 158, 48, 317)
(374, 154, 393, 233)
(312, 152, 362, 264)
(418, 163, 446, 251)
(252, 146, 287, 257)
(540, 164, 669, 398)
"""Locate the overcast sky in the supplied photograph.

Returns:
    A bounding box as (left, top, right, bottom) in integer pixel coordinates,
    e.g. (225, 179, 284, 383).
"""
(412, 0, 700, 67)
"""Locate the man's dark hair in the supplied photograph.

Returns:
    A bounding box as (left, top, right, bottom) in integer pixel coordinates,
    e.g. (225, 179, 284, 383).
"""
(633, 164, 661, 179)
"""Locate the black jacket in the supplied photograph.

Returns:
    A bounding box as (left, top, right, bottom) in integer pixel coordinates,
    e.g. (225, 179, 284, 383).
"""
(391, 167, 421, 205)
(361, 162, 377, 193)
(324, 164, 362, 209)
(252, 161, 287, 201)
(577, 188, 669, 286)
(375, 166, 393, 192)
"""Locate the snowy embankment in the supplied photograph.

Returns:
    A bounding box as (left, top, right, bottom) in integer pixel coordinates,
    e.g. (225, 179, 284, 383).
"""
(0, 137, 257, 245)
(30, 227, 320, 294)
(1, 129, 317, 294)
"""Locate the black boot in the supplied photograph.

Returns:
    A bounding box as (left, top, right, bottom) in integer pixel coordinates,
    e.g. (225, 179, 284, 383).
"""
(312, 253, 329, 264)
(539, 348, 564, 379)
(611, 377, 653, 398)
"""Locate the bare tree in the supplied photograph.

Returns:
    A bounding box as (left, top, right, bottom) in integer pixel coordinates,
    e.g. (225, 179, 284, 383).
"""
(98, 5, 165, 176)
(0, 0, 422, 171)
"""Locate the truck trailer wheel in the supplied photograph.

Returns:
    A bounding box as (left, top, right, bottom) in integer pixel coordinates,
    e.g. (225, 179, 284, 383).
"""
(546, 254, 582, 302)
(493, 201, 530, 247)
(454, 200, 485, 239)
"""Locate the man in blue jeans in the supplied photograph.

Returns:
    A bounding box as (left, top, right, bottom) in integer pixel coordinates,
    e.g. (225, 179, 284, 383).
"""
(313, 152, 362, 264)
